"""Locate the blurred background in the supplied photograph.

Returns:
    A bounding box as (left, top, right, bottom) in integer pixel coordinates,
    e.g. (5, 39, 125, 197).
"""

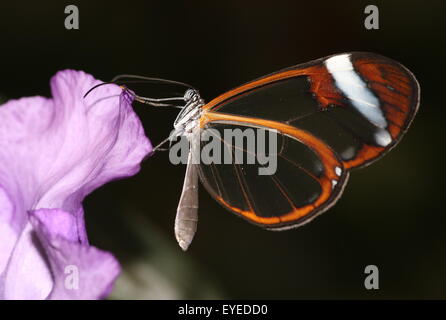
(0, 0, 445, 299)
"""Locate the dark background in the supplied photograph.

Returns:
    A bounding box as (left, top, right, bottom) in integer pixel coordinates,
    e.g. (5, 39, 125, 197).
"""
(0, 0, 445, 299)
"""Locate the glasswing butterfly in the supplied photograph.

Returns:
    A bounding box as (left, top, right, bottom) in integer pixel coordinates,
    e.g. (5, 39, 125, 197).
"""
(110, 52, 420, 250)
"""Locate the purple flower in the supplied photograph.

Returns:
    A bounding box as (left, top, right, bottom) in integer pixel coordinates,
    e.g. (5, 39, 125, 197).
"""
(0, 70, 152, 299)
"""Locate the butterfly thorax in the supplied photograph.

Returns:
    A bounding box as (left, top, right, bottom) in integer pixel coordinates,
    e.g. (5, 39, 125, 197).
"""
(173, 89, 205, 137)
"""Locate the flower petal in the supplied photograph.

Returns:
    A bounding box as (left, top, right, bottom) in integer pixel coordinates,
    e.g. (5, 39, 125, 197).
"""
(0, 70, 150, 299)
(0, 186, 22, 291)
(2, 220, 53, 300)
(0, 70, 152, 216)
(29, 209, 121, 299)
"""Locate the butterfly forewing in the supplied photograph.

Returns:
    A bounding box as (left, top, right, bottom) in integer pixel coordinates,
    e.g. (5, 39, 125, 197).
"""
(202, 52, 419, 170)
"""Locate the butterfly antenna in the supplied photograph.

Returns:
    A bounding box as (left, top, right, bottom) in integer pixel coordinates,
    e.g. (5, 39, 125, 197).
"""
(84, 75, 198, 109)
(83, 82, 125, 98)
(111, 74, 198, 92)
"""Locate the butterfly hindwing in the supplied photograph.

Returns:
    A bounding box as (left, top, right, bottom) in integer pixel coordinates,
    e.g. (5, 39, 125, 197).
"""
(197, 119, 348, 229)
